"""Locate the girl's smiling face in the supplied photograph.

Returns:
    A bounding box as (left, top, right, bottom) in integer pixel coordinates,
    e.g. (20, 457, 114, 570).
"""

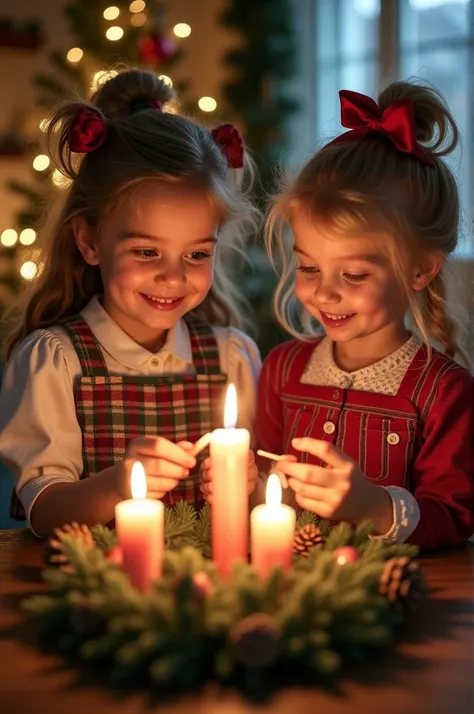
(74, 184, 220, 351)
(291, 210, 412, 356)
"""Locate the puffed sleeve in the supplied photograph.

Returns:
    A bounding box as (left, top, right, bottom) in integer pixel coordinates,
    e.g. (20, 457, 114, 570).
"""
(214, 327, 261, 440)
(0, 330, 83, 520)
(408, 365, 474, 551)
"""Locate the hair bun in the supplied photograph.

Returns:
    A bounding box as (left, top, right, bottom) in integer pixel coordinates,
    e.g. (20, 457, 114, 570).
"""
(378, 79, 459, 158)
(92, 68, 175, 119)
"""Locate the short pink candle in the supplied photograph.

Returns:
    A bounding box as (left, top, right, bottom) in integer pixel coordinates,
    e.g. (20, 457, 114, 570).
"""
(211, 383, 250, 578)
(115, 461, 163, 591)
(251, 474, 296, 578)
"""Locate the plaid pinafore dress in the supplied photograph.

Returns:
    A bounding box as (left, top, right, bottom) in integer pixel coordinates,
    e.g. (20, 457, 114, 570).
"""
(10, 313, 227, 520)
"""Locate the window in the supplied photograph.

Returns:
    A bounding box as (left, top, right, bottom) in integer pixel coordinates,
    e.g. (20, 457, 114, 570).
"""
(313, 0, 474, 250)
(315, 0, 381, 138)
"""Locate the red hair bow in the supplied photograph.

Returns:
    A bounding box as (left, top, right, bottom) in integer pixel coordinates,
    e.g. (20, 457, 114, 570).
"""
(211, 123, 244, 169)
(69, 107, 109, 153)
(328, 90, 434, 166)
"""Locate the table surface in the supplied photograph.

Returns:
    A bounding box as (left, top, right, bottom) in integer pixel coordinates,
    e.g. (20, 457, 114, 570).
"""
(1, 528, 473, 714)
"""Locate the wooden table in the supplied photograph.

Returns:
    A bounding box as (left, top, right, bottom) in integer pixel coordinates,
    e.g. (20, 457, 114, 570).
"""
(1, 529, 473, 714)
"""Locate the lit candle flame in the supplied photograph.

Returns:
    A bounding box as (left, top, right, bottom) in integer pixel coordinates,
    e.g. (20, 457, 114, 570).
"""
(223, 383, 237, 429)
(130, 461, 147, 499)
(266, 473, 282, 507)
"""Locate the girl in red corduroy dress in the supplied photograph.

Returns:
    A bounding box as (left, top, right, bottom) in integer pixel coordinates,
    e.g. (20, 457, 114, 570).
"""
(0, 69, 261, 537)
(258, 80, 474, 552)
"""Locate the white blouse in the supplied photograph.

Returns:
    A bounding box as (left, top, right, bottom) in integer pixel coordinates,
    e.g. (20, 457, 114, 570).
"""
(0, 296, 261, 519)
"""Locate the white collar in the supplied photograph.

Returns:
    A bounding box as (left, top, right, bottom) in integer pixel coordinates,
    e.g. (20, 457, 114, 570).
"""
(80, 296, 193, 369)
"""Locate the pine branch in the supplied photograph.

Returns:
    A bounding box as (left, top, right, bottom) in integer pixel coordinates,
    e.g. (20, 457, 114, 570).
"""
(91, 524, 118, 553)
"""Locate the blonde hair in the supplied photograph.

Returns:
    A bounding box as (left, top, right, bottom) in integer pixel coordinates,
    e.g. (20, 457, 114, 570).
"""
(266, 79, 466, 361)
(4, 68, 259, 357)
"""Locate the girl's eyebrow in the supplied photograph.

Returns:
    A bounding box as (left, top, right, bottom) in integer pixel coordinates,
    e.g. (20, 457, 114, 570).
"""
(118, 232, 218, 244)
(293, 246, 383, 264)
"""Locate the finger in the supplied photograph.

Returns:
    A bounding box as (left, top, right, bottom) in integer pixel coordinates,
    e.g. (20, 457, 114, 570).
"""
(200, 481, 213, 498)
(128, 437, 196, 468)
(147, 477, 181, 497)
(288, 477, 330, 503)
(201, 457, 211, 471)
(200, 468, 212, 484)
(278, 461, 333, 486)
(295, 493, 333, 518)
(139, 457, 190, 480)
(177, 440, 194, 453)
(291, 438, 349, 468)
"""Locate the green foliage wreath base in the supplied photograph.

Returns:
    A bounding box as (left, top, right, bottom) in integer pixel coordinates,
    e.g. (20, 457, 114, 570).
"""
(23, 503, 420, 700)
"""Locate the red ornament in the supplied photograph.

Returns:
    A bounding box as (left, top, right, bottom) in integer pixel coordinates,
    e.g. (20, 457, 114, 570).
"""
(138, 34, 176, 66)
(106, 545, 124, 566)
(333, 546, 360, 565)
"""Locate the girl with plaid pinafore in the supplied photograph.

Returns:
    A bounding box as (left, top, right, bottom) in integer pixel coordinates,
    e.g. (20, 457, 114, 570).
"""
(0, 68, 261, 536)
(258, 81, 474, 553)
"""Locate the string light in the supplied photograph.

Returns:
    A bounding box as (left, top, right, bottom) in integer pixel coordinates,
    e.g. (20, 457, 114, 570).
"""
(52, 169, 71, 189)
(33, 154, 50, 171)
(0, 229, 18, 247)
(103, 6, 120, 20)
(130, 12, 146, 26)
(106, 26, 124, 41)
(198, 97, 217, 112)
(20, 261, 38, 280)
(19, 229, 36, 246)
(173, 23, 191, 38)
(67, 47, 83, 63)
(39, 118, 48, 132)
(129, 0, 146, 12)
(91, 69, 118, 93)
(158, 75, 173, 87)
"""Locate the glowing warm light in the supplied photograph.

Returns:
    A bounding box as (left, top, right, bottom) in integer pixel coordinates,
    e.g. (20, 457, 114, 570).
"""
(223, 383, 237, 429)
(129, 0, 146, 12)
(130, 461, 147, 499)
(198, 96, 217, 112)
(130, 12, 146, 26)
(33, 154, 50, 171)
(51, 169, 69, 188)
(19, 229, 36, 246)
(39, 118, 48, 132)
(106, 26, 124, 41)
(158, 74, 173, 87)
(266, 473, 282, 508)
(91, 69, 118, 93)
(103, 6, 120, 20)
(0, 229, 18, 247)
(173, 23, 191, 38)
(20, 261, 38, 280)
(67, 47, 83, 63)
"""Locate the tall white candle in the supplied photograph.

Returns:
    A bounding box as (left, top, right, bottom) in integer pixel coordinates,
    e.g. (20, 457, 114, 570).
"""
(210, 383, 250, 577)
(251, 474, 295, 577)
(115, 462, 163, 591)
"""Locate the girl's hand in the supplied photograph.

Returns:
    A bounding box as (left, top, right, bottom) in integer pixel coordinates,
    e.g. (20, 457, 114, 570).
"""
(278, 437, 393, 531)
(119, 437, 196, 500)
(200, 450, 258, 504)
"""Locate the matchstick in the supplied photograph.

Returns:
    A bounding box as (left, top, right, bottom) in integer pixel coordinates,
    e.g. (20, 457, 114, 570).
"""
(191, 432, 212, 457)
(257, 449, 285, 462)
(257, 450, 289, 488)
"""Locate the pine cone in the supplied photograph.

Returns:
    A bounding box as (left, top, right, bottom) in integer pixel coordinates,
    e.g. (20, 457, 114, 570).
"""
(379, 557, 427, 607)
(44, 522, 95, 572)
(230, 613, 281, 668)
(293, 524, 324, 557)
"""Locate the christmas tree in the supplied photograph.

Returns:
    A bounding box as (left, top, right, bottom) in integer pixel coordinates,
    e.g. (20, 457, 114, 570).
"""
(220, 0, 299, 356)
(2, 0, 189, 311)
